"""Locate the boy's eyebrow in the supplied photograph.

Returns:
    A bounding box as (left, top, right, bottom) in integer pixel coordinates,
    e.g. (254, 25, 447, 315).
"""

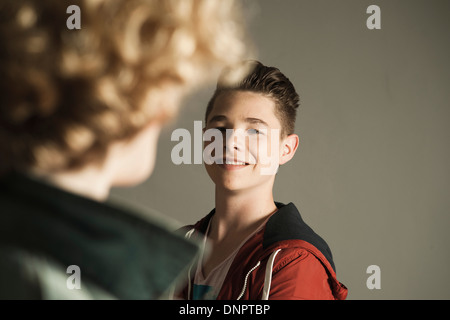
(245, 117, 269, 127)
(208, 115, 269, 127)
(208, 115, 227, 123)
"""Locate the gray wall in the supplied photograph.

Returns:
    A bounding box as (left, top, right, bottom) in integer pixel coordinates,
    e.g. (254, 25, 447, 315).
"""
(111, 0, 450, 299)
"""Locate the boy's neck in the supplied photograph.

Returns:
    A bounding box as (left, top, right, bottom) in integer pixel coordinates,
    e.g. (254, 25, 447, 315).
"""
(211, 184, 277, 242)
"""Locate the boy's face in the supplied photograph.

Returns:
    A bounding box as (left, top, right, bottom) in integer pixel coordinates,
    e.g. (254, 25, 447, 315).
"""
(204, 90, 286, 192)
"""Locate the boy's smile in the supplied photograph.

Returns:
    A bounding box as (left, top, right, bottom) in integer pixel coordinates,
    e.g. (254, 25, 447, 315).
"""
(220, 156, 249, 169)
(204, 90, 283, 191)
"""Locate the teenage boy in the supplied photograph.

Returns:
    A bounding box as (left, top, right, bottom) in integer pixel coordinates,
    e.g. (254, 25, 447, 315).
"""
(179, 61, 348, 300)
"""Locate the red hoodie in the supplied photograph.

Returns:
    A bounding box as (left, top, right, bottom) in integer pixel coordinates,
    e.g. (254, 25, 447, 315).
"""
(179, 202, 348, 300)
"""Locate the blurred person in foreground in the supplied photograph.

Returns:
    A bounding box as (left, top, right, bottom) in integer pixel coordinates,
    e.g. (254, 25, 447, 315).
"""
(0, 0, 248, 299)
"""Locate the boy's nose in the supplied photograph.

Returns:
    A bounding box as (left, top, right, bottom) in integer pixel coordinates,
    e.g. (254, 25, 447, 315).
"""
(224, 129, 246, 152)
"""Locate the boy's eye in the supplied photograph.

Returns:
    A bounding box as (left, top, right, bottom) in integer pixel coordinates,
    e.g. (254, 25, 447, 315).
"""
(247, 128, 261, 135)
(215, 127, 226, 132)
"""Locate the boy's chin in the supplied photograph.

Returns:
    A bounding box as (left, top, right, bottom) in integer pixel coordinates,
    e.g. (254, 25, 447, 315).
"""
(217, 183, 245, 193)
(214, 178, 270, 194)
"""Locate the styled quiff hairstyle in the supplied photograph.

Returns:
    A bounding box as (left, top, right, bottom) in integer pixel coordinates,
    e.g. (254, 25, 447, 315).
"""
(205, 60, 300, 137)
(0, 0, 247, 174)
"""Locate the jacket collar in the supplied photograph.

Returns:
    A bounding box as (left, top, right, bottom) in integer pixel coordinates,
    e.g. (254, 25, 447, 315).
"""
(264, 202, 336, 272)
(0, 172, 200, 299)
(191, 202, 336, 272)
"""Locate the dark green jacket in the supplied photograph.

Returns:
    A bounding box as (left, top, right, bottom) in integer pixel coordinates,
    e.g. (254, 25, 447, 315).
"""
(0, 172, 199, 299)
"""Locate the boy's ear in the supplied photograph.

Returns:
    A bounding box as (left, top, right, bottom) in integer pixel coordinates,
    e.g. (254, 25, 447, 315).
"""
(279, 134, 299, 165)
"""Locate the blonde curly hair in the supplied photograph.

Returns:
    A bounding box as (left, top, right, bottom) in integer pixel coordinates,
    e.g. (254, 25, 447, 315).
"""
(0, 0, 249, 173)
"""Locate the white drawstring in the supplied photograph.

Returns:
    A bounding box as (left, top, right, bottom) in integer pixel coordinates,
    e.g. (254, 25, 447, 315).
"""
(236, 261, 261, 300)
(184, 227, 282, 301)
(261, 249, 282, 300)
(185, 229, 195, 239)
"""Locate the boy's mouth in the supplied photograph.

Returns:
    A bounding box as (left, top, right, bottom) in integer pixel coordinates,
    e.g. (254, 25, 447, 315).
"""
(224, 160, 247, 165)
(219, 158, 250, 170)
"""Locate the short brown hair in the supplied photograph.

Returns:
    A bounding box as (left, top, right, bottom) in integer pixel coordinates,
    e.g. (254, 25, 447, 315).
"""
(0, 0, 248, 174)
(205, 60, 300, 137)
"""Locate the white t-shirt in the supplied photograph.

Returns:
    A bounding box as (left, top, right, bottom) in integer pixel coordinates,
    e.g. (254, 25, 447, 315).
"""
(192, 219, 265, 300)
